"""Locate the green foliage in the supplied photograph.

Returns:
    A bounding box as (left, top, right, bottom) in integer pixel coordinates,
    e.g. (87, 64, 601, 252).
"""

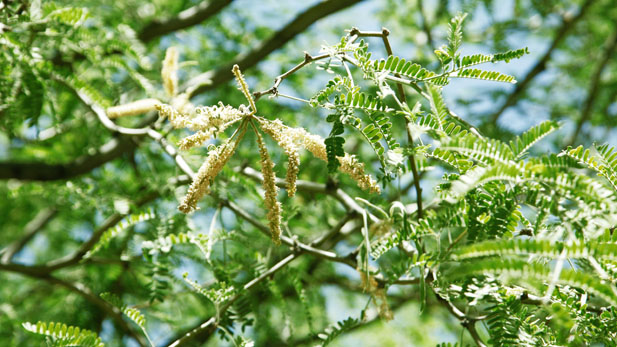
(453, 68, 516, 83)
(3, 3, 617, 347)
(87, 209, 155, 257)
(182, 273, 235, 305)
(325, 112, 346, 173)
(561, 143, 617, 192)
(459, 47, 530, 68)
(446, 13, 467, 60)
(316, 315, 363, 347)
(373, 55, 438, 82)
(509, 120, 560, 159)
(100, 293, 154, 346)
(444, 259, 617, 306)
(22, 321, 104, 347)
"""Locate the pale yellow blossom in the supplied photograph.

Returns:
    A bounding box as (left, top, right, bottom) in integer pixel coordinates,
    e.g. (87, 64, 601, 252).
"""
(162, 47, 178, 97)
(179, 135, 243, 213)
(107, 98, 160, 119)
(255, 129, 282, 244)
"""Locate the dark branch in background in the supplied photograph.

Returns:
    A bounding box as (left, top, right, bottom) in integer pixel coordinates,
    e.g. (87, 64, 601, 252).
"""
(0, 262, 147, 347)
(418, 0, 435, 51)
(184, 0, 364, 98)
(568, 27, 617, 146)
(0, 136, 137, 181)
(488, 0, 596, 125)
(138, 0, 234, 42)
(1, 208, 57, 263)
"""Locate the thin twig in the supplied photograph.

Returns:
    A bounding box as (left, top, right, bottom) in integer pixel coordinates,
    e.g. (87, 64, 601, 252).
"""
(253, 52, 330, 100)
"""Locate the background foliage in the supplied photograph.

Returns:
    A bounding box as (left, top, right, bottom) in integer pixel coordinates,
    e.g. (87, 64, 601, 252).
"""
(1, 0, 617, 346)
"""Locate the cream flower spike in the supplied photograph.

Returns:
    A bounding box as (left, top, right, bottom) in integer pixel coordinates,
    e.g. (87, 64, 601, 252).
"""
(178, 130, 245, 213)
(161, 46, 178, 97)
(107, 98, 160, 119)
(259, 119, 301, 197)
(258, 118, 381, 194)
(255, 129, 282, 244)
(162, 64, 379, 244)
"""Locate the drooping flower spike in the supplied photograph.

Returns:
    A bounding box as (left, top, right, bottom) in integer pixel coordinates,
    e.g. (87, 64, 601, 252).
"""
(157, 61, 380, 244)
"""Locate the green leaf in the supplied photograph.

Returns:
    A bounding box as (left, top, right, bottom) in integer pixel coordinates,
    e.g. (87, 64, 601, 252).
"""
(509, 120, 560, 160)
(443, 259, 617, 306)
(454, 68, 516, 83)
(86, 209, 155, 257)
(447, 13, 468, 58)
(373, 56, 437, 81)
(561, 144, 617, 192)
(22, 321, 104, 347)
(317, 316, 362, 346)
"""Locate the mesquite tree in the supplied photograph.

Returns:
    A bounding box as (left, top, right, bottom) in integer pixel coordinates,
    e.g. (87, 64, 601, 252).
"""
(2, 1, 617, 346)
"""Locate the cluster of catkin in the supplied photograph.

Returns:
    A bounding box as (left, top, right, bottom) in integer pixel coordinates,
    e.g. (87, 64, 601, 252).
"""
(152, 49, 380, 244)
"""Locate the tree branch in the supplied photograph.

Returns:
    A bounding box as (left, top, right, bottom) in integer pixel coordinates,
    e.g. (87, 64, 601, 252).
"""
(138, 0, 234, 42)
(184, 0, 364, 98)
(488, 0, 596, 125)
(568, 27, 617, 146)
(418, 0, 436, 51)
(1, 208, 57, 263)
(0, 263, 147, 346)
(0, 136, 137, 181)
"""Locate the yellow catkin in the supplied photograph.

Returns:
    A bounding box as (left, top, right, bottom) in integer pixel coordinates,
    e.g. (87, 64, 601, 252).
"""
(162, 46, 178, 97)
(259, 119, 300, 197)
(338, 154, 381, 194)
(177, 130, 215, 151)
(259, 119, 380, 194)
(107, 98, 160, 119)
(156, 102, 243, 150)
(255, 129, 282, 244)
(188, 102, 244, 131)
(231, 65, 256, 114)
(179, 135, 242, 213)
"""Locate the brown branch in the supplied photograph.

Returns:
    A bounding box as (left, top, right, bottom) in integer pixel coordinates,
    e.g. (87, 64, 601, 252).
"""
(0, 136, 137, 181)
(568, 27, 617, 146)
(488, 0, 596, 125)
(1, 208, 57, 263)
(184, 0, 364, 98)
(253, 52, 330, 100)
(433, 290, 487, 347)
(138, 0, 234, 42)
